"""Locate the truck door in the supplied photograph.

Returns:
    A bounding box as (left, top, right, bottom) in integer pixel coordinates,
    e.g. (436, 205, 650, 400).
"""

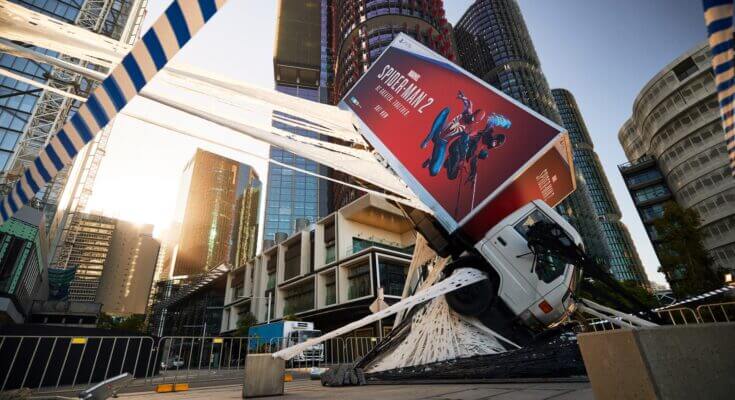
(480, 224, 539, 312)
(512, 210, 570, 298)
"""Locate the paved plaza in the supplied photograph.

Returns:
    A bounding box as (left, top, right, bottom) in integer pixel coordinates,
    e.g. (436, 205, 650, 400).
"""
(119, 380, 594, 400)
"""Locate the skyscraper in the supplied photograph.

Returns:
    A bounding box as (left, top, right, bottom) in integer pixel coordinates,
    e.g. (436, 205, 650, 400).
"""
(454, 0, 616, 270)
(553, 89, 648, 284)
(269, 0, 330, 246)
(96, 221, 160, 316)
(58, 213, 160, 307)
(66, 213, 116, 302)
(167, 149, 262, 278)
(327, 0, 457, 209)
(619, 42, 735, 286)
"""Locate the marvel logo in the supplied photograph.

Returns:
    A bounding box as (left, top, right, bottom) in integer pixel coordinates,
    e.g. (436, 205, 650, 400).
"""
(408, 70, 421, 81)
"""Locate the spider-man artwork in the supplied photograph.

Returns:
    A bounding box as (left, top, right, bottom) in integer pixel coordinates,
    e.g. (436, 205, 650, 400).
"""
(420, 91, 512, 185)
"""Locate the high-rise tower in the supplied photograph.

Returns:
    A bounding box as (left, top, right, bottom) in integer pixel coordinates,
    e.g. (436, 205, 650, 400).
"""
(268, 0, 330, 246)
(167, 149, 262, 278)
(454, 0, 615, 269)
(553, 89, 648, 284)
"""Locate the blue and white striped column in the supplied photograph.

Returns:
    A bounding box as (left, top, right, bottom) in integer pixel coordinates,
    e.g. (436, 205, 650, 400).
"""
(703, 0, 735, 177)
(0, 0, 229, 224)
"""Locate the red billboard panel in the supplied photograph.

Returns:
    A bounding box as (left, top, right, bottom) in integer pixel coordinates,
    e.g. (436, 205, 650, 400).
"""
(340, 34, 575, 240)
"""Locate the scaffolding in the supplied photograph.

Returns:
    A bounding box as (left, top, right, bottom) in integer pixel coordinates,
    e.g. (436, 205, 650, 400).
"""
(46, 0, 148, 271)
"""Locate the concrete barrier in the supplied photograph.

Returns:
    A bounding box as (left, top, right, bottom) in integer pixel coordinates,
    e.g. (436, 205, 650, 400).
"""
(578, 322, 735, 400)
(242, 354, 285, 398)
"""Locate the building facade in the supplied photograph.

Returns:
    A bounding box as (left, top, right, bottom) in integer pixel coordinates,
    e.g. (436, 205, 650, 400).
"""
(66, 214, 116, 302)
(96, 221, 160, 316)
(0, 207, 49, 324)
(221, 194, 414, 337)
(166, 149, 262, 278)
(267, 0, 331, 247)
(619, 41, 735, 282)
(149, 265, 228, 337)
(61, 213, 160, 309)
(454, 0, 630, 280)
(553, 89, 648, 284)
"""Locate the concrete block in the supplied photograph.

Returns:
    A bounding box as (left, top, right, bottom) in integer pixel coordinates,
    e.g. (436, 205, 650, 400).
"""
(578, 322, 735, 400)
(242, 354, 285, 398)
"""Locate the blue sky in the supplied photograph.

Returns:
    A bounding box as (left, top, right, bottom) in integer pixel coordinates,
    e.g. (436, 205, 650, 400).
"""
(94, 1, 708, 285)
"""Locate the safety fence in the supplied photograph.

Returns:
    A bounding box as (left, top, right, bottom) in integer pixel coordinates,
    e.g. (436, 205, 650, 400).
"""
(577, 301, 735, 332)
(0, 335, 379, 394)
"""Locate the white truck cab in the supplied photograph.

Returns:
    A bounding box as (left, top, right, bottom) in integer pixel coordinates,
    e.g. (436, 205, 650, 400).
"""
(475, 200, 581, 330)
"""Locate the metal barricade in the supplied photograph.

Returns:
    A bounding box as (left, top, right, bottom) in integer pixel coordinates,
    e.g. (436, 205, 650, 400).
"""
(0, 334, 386, 390)
(151, 336, 256, 385)
(0, 335, 154, 393)
(696, 301, 735, 323)
(655, 307, 701, 325)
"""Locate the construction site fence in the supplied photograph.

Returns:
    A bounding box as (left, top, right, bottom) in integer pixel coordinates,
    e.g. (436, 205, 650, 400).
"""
(0, 335, 379, 394)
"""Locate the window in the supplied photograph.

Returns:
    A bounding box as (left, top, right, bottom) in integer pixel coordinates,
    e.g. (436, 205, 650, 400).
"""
(284, 243, 301, 281)
(514, 210, 552, 239)
(633, 184, 670, 204)
(534, 251, 569, 283)
(379, 260, 407, 296)
(673, 57, 698, 81)
(626, 169, 662, 187)
(282, 281, 314, 315)
(347, 263, 371, 300)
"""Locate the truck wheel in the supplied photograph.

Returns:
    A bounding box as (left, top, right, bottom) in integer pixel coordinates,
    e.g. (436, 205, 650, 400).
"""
(444, 256, 497, 316)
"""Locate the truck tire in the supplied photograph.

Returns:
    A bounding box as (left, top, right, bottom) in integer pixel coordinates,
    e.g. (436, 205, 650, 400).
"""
(444, 256, 498, 316)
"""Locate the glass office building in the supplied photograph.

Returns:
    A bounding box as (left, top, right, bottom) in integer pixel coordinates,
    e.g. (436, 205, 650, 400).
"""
(455, 0, 614, 266)
(170, 150, 262, 277)
(268, 1, 331, 245)
(553, 89, 648, 285)
(266, 107, 328, 246)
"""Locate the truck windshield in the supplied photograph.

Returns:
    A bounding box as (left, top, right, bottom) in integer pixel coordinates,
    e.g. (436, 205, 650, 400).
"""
(534, 251, 568, 283)
(298, 330, 321, 341)
(513, 210, 551, 239)
(514, 210, 571, 283)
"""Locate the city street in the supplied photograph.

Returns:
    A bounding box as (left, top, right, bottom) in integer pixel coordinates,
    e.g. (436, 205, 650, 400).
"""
(120, 381, 594, 400)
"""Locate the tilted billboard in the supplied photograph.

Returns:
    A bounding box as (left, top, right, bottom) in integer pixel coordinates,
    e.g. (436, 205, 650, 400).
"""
(340, 34, 575, 242)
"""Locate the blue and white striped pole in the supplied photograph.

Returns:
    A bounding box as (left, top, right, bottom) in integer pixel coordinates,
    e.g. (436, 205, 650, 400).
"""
(703, 0, 735, 177)
(0, 0, 229, 224)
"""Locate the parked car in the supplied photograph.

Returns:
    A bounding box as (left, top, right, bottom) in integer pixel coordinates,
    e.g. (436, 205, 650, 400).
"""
(161, 357, 185, 370)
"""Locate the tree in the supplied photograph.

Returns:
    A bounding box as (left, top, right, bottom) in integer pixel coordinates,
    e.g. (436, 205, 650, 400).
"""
(282, 313, 302, 322)
(234, 312, 258, 336)
(579, 278, 659, 312)
(117, 314, 146, 333)
(96, 313, 147, 334)
(653, 202, 722, 298)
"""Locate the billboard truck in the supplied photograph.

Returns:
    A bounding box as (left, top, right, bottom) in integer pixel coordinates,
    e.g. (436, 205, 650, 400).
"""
(248, 321, 324, 362)
(340, 33, 579, 337)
